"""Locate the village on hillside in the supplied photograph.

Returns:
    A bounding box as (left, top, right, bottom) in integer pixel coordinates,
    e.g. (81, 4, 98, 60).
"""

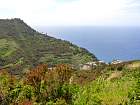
(80, 59, 123, 70)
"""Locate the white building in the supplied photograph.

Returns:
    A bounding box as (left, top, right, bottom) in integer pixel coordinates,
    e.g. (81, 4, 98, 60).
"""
(79, 62, 97, 70)
(111, 60, 123, 64)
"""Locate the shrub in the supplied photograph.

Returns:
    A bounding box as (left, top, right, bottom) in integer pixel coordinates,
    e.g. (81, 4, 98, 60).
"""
(25, 64, 48, 86)
(43, 64, 73, 103)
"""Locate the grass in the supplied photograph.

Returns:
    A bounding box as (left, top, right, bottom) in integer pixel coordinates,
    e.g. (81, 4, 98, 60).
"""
(73, 68, 139, 105)
(0, 38, 18, 57)
(99, 78, 134, 105)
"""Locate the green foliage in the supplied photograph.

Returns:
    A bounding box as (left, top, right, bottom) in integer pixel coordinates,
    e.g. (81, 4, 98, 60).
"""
(0, 64, 139, 105)
(1, 82, 35, 104)
(126, 69, 140, 105)
(73, 67, 140, 105)
(73, 78, 103, 105)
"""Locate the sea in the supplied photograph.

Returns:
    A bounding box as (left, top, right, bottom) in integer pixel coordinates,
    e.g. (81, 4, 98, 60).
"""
(34, 26, 140, 62)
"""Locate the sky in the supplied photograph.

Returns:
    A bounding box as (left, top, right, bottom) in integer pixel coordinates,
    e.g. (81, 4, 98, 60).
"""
(0, 0, 140, 26)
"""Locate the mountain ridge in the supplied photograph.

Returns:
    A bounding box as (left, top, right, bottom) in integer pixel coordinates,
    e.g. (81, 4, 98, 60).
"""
(0, 18, 97, 74)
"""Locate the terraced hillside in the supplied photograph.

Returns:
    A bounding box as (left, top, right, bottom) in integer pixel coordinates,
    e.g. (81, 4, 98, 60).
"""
(0, 18, 97, 74)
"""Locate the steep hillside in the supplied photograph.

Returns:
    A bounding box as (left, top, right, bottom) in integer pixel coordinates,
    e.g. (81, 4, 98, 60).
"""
(0, 18, 97, 74)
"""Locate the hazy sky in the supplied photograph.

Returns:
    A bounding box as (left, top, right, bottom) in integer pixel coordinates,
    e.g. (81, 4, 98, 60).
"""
(0, 0, 140, 26)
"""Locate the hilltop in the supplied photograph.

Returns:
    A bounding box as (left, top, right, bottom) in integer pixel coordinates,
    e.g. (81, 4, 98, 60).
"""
(0, 18, 97, 74)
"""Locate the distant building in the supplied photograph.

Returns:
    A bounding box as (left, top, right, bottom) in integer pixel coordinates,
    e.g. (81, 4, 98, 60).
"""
(98, 60, 105, 63)
(98, 60, 108, 65)
(79, 62, 97, 70)
(86, 62, 97, 66)
(111, 60, 123, 64)
(80, 64, 92, 70)
(79, 60, 108, 70)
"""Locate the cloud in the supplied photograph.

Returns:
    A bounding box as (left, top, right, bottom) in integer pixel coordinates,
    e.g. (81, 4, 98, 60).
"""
(0, 0, 140, 26)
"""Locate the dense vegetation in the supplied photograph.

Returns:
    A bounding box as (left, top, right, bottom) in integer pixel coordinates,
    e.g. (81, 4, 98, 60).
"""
(0, 18, 97, 75)
(0, 18, 139, 105)
(0, 61, 140, 105)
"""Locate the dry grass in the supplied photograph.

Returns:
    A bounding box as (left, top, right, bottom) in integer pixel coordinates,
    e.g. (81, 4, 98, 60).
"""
(127, 61, 140, 68)
(107, 71, 122, 81)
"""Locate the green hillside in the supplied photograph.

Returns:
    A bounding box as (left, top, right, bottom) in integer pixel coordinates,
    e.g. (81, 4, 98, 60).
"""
(0, 18, 97, 74)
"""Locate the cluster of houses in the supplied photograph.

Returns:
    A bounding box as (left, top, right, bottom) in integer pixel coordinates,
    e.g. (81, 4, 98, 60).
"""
(79, 60, 106, 70)
(111, 60, 123, 65)
(79, 59, 123, 70)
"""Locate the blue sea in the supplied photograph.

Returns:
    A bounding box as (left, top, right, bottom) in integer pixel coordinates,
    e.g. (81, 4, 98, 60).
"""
(34, 26, 140, 62)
